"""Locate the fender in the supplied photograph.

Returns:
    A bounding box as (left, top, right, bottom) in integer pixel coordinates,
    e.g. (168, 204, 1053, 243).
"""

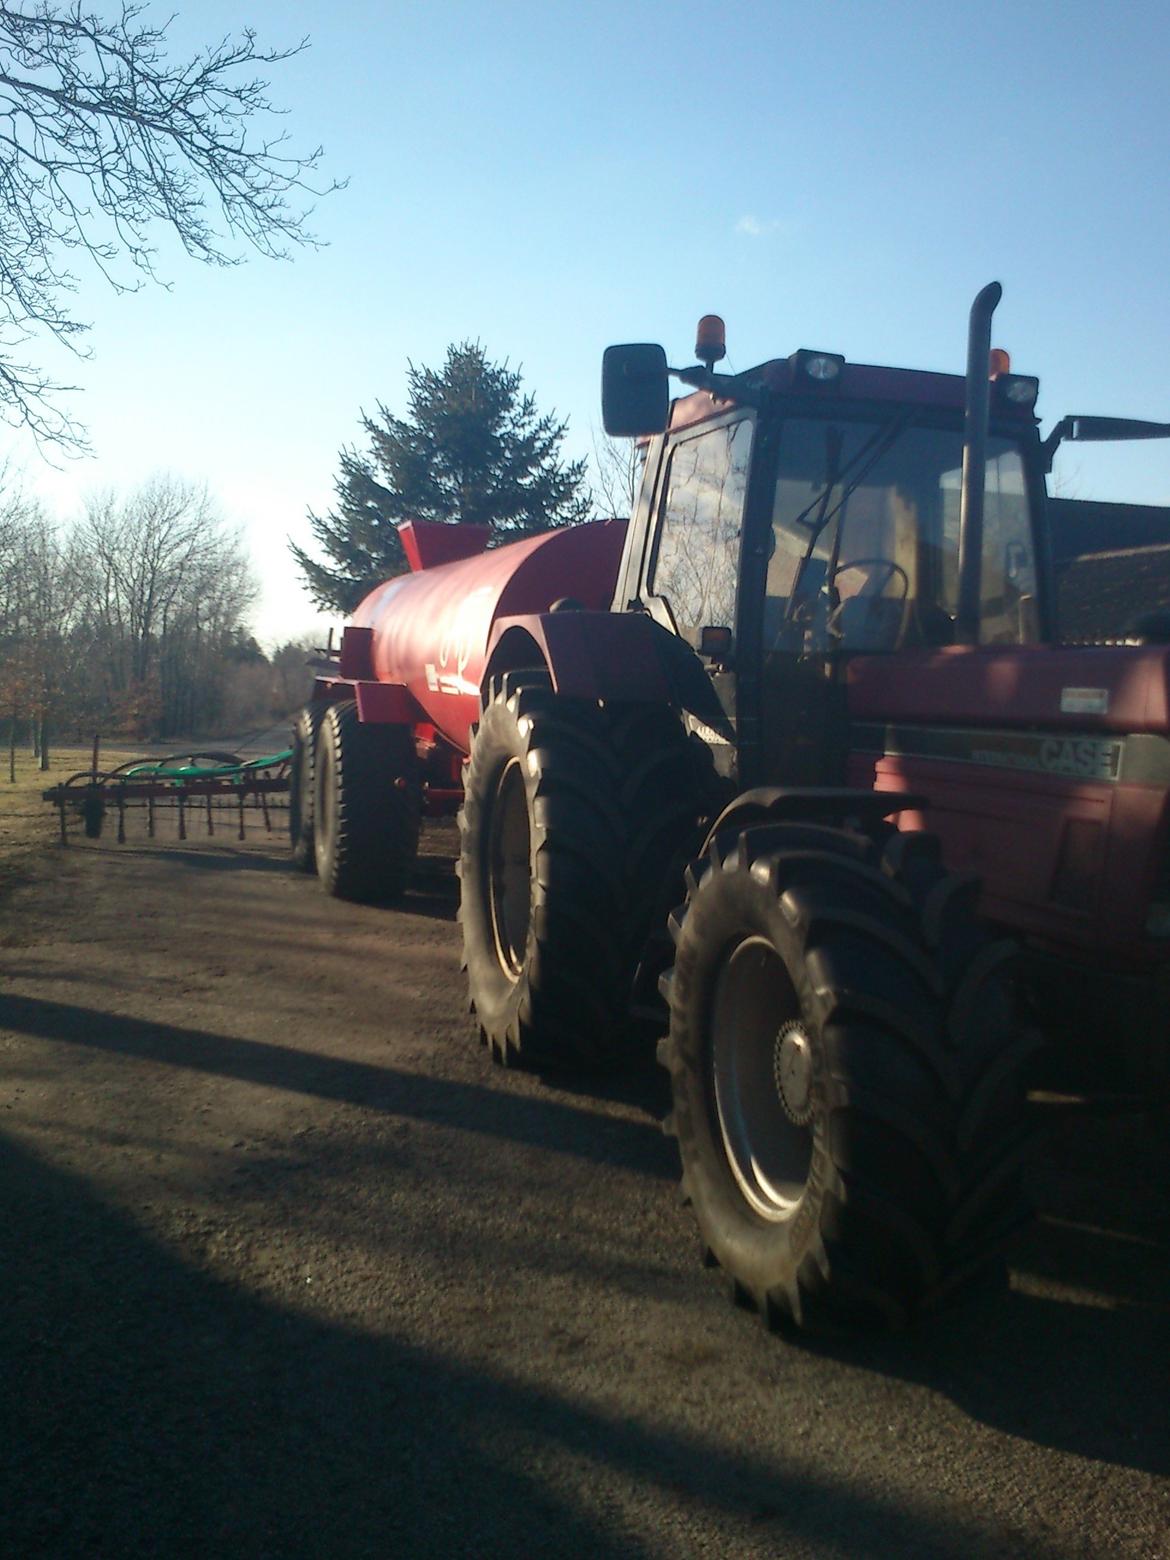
(484, 610, 733, 737)
(311, 675, 420, 726)
(703, 786, 928, 851)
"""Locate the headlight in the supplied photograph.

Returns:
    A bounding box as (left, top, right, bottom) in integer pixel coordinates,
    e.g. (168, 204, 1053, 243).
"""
(790, 349, 845, 385)
(996, 374, 1039, 409)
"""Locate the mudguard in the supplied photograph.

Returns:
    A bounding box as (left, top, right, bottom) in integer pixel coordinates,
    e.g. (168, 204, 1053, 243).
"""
(485, 610, 733, 736)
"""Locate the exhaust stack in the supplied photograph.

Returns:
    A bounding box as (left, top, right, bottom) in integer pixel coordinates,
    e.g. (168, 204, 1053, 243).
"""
(956, 281, 1002, 644)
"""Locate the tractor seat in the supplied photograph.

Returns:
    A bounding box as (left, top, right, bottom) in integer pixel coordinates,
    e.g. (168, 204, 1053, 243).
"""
(832, 596, 905, 652)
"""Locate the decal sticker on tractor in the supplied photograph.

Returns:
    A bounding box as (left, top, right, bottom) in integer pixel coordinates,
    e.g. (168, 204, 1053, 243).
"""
(854, 723, 1124, 782)
(1060, 687, 1110, 715)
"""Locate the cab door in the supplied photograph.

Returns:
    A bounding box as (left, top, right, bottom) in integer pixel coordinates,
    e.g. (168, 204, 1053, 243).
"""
(638, 413, 755, 771)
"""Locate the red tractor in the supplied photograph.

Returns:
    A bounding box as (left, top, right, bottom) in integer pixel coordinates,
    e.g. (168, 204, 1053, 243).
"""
(293, 283, 1170, 1329)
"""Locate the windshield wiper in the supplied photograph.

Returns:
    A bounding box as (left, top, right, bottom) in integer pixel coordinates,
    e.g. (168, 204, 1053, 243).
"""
(790, 415, 911, 537)
(784, 415, 912, 625)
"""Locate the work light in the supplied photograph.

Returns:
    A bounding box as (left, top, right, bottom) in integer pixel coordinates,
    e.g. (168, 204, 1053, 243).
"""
(790, 350, 845, 386)
(995, 374, 1040, 409)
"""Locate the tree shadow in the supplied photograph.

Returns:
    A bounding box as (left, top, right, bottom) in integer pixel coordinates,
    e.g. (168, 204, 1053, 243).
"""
(0, 1128, 1068, 1559)
(4, 995, 1166, 1488)
(0, 994, 674, 1182)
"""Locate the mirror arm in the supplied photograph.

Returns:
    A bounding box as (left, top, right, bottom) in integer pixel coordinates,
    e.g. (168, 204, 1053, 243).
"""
(670, 363, 763, 409)
(1042, 415, 1170, 472)
(672, 363, 710, 390)
(1041, 417, 1073, 473)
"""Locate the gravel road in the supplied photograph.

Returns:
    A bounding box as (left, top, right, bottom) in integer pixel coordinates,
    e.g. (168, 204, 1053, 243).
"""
(1, 821, 1167, 1558)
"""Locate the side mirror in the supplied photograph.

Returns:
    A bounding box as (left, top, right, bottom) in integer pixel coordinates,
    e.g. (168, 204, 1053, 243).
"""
(602, 343, 669, 436)
(1042, 414, 1170, 471)
(699, 624, 733, 662)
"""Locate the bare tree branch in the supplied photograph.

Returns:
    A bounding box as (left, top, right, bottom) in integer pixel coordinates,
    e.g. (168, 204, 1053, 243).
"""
(590, 427, 643, 518)
(0, 2, 342, 448)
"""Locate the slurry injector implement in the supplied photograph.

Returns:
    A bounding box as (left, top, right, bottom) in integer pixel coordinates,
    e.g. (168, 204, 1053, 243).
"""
(43, 742, 291, 844)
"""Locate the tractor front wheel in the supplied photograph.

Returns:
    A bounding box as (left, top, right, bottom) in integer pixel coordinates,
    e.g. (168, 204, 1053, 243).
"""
(660, 822, 1035, 1328)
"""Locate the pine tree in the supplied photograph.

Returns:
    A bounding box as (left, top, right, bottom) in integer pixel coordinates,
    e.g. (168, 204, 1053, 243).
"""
(291, 343, 593, 612)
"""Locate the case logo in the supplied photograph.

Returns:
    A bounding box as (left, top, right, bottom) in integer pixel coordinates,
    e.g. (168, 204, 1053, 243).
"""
(1038, 737, 1121, 780)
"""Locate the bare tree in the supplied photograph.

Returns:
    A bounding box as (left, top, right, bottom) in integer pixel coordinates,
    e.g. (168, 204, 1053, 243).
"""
(0, 488, 38, 763)
(0, 3, 339, 446)
(73, 474, 257, 734)
(269, 635, 316, 717)
(0, 488, 77, 767)
(590, 429, 644, 519)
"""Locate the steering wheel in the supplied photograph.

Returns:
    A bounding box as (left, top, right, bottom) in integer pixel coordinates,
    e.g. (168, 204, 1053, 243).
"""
(827, 557, 911, 649)
(832, 557, 909, 600)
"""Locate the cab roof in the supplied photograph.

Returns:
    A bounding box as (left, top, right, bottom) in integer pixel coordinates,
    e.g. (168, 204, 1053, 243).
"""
(668, 359, 1037, 435)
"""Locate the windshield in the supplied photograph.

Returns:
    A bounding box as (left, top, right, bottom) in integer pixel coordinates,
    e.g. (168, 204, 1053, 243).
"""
(766, 419, 1037, 654)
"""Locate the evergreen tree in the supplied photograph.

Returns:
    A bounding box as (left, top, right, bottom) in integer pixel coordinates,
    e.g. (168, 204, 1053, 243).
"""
(291, 343, 593, 612)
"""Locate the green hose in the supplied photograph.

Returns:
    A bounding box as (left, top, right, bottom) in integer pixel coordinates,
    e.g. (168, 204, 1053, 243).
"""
(121, 750, 292, 781)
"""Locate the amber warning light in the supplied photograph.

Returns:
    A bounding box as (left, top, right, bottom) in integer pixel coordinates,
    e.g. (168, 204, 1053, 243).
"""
(695, 315, 726, 368)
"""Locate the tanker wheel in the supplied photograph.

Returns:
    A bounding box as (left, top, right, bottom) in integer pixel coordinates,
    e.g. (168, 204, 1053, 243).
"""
(459, 674, 720, 1070)
(289, 703, 326, 873)
(313, 700, 420, 902)
(659, 822, 1037, 1329)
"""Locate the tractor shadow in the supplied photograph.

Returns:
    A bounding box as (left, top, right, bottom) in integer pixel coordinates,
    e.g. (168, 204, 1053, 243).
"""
(108, 832, 464, 917)
(125, 844, 293, 873)
(540, 1045, 672, 1120)
(399, 848, 461, 920)
(795, 1111, 1169, 1476)
(527, 1065, 1169, 1476)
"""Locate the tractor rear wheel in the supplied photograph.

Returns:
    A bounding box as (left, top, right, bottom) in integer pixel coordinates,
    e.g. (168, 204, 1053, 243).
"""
(313, 700, 420, 901)
(289, 703, 326, 873)
(659, 822, 1035, 1329)
(459, 675, 720, 1069)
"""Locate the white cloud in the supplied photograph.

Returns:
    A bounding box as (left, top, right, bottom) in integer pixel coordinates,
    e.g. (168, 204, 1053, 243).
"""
(735, 214, 781, 237)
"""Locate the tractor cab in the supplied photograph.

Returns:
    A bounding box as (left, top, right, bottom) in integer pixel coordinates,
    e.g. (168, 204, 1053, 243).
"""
(605, 301, 1050, 788)
(603, 289, 1170, 998)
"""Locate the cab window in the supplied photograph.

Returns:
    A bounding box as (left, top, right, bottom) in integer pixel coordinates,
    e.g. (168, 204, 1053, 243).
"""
(767, 419, 1038, 654)
(938, 448, 1037, 645)
(649, 418, 753, 647)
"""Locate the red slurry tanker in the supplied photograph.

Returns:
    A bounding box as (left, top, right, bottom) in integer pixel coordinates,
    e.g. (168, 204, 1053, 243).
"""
(293, 284, 1170, 1330)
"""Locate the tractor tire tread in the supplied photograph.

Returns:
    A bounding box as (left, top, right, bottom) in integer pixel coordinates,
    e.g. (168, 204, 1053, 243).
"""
(659, 820, 1029, 1330)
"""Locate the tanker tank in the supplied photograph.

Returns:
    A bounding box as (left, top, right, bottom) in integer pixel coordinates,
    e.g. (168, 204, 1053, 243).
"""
(349, 519, 627, 753)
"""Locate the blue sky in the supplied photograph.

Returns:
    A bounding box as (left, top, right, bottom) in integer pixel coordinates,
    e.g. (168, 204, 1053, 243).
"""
(10, 0, 1170, 646)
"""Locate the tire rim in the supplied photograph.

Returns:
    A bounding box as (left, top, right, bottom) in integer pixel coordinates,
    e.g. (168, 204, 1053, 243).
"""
(488, 757, 532, 978)
(709, 935, 814, 1220)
